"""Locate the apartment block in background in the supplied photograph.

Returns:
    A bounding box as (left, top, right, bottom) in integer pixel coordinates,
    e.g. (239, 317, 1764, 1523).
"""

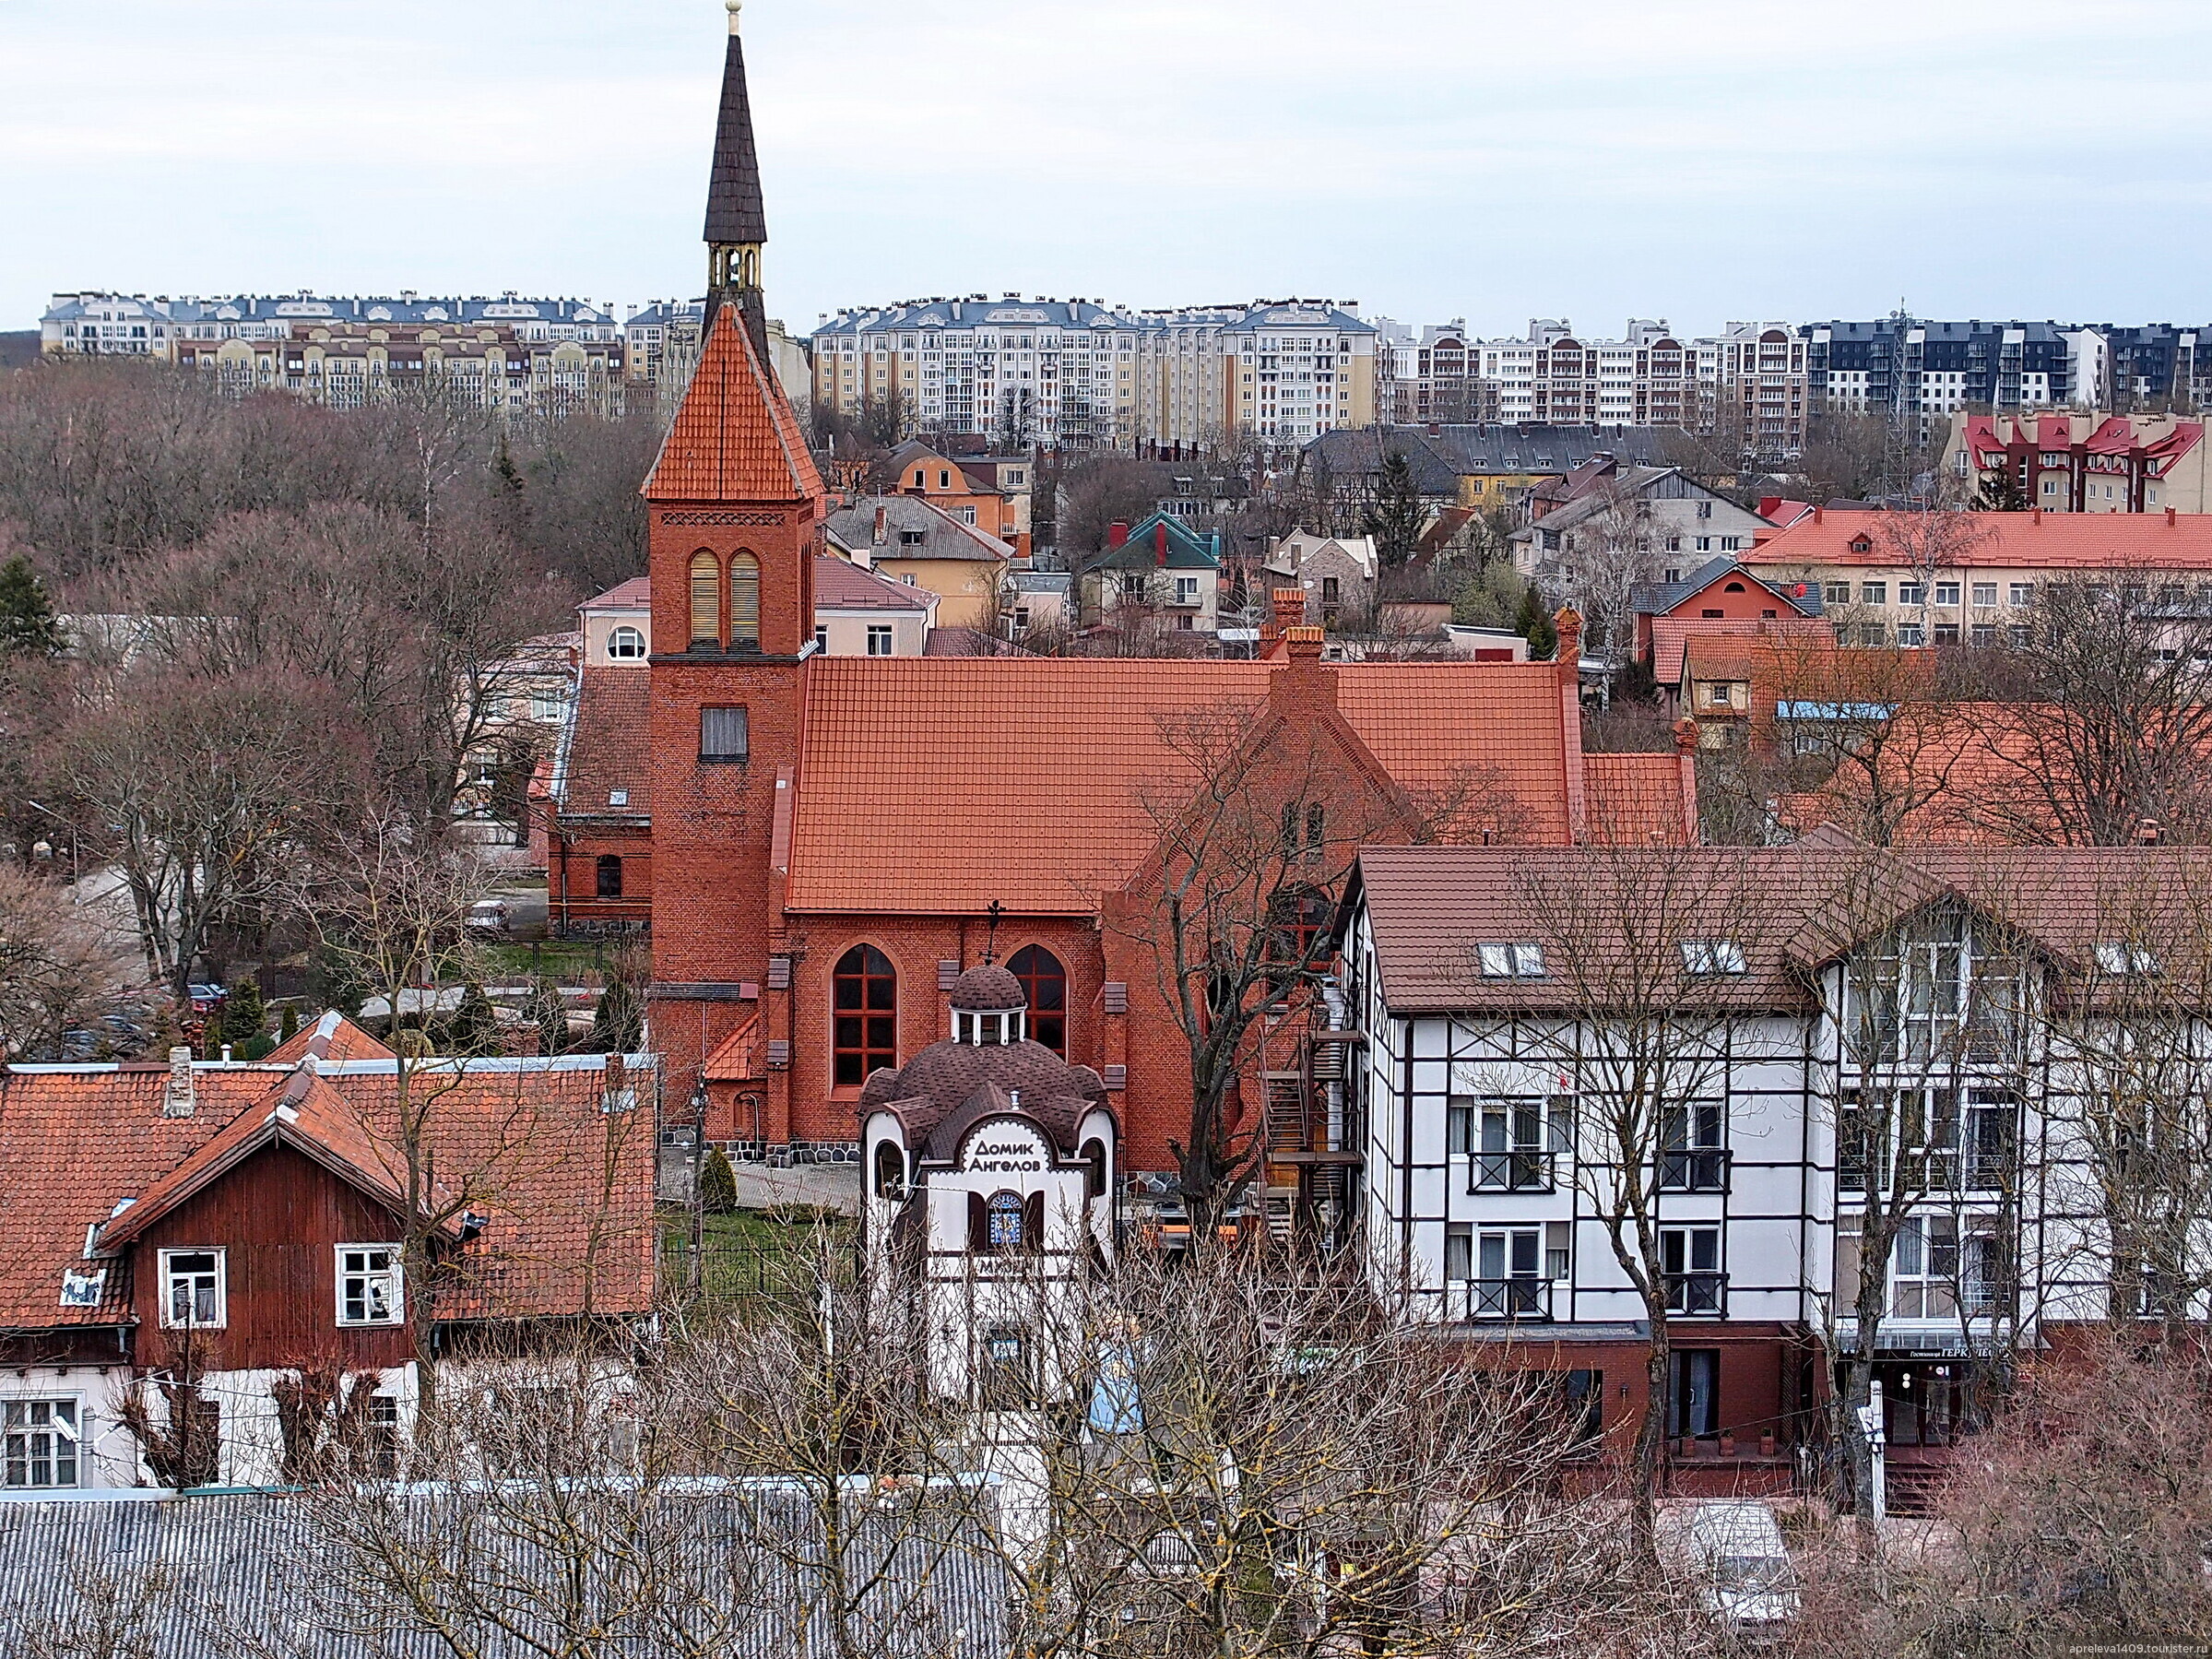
(1946, 412, 2211, 513)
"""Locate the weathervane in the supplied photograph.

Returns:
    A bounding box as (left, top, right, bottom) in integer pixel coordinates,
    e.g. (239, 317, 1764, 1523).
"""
(983, 899, 1005, 965)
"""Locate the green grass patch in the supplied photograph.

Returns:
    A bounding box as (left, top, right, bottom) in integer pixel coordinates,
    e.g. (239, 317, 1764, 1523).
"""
(659, 1207, 856, 1303)
(485, 942, 610, 983)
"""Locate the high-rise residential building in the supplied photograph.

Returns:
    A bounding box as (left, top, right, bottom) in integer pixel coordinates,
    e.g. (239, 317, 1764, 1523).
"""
(807, 296, 1377, 453)
(1473, 320, 1698, 428)
(809, 296, 1141, 449)
(1700, 322, 1810, 453)
(41, 291, 628, 414)
(1373, 320, 1495, 425)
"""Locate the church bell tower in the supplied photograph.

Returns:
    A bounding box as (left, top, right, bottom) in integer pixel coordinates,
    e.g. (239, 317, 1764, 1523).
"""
(645, 0, 822, 1138)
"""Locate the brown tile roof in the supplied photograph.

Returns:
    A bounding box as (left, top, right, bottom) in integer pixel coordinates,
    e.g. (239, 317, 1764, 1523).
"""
(0, 1050, 657, 1331)
(644, 307, 823, 504)
(1655, 616, 1835, 685)
(1584, 753, 1696, 846)
(556, 668, 652, 820)
(785, 657, 1646, 914)
(1747, 506, 2212, 571)
(1350, 841, 2212, 1013)
(815, 554, 934, 612)
(580, 576, 652, 610)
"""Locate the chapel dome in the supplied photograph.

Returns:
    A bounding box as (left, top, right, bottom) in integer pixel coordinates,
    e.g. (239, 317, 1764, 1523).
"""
(947, 964, 1025, 1012)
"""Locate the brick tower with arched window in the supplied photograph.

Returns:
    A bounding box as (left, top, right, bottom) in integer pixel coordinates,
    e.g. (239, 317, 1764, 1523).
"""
(645, 0, 823, 1132)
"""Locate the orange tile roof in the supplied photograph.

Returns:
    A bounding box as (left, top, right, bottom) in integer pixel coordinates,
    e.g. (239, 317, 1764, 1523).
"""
(266, 1011, 393, 1066)
(1747, 506, 2212, 571)
(1585, 753, 1696, 846)
(557, 667, 652, 819)
(785, 657, 1633, 914)
(644, 307, 823, 505)
(580, 576, 652, 610)
(1653, 616, 1836, 685)
(0, 1049, 657, 1330)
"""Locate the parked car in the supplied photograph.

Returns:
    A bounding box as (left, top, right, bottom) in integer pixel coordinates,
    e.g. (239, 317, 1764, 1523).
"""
(187, 984, 227, 1014)
(466, 899, 509, 938)
(1686, 1501, 1799, 1642)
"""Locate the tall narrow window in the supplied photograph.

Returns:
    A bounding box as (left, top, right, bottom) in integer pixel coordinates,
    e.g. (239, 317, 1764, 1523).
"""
(832, 945, 897, 1086)
(689, 551, 721, 646)
(728, 552, 761, 648)
(596, 855, 623, 898)
(1008, 944, 1067, 1055)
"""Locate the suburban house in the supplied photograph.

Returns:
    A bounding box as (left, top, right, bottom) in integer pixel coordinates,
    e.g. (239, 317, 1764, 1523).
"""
(882, 439, 1033, 557)
(1338, 837, 2209, 1497)
(1511, 466, 1774, 583)
(1264, 530, 1379, 626)
(814, 553, 937, 657)
(825, 495, 1014, 630)
(1746, 505, 2212, 647)
(1080, 513, 1224, 633)
(0, 1013, 656, 1492)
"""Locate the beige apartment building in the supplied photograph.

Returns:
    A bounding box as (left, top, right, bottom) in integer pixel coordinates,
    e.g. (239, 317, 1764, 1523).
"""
(1945, 411, 2212, 515)
(1745, 506, 2212, 647)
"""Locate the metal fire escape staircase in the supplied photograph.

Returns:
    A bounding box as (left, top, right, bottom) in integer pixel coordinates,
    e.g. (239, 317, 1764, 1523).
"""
(1255, 987, 1364, 1246)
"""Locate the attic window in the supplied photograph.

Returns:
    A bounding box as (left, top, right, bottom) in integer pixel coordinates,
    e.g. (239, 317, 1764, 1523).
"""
(1680, 940, 1747, 975)
(1477, 942, 1546, 978)
(1849, 536, 1873, 553)
(899, 529, 927, 547)
(1724, 582, 1745, 593)
(2094, 942, 2159, 977)
(608, 789, 628, 807)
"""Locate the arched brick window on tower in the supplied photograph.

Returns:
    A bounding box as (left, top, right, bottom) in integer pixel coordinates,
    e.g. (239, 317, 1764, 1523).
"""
(832, 945, 897, 1087)
(729, 552, 761, 649)
(689, 551, 721, 646)
(1008, 944, 1067, 1056)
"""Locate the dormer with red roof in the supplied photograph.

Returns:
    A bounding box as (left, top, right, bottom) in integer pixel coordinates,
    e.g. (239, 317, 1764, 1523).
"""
(1629, 555, 1825, 667)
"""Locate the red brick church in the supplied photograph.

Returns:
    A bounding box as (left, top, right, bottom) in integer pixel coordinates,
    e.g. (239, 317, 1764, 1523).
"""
(604, 5, 1697, 1179)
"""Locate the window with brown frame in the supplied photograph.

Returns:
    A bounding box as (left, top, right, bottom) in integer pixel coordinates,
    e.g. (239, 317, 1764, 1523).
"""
(729, 552, 761, 648)
(832, 945, 896, 1086)
(1008, 944, 1066, 1055)
(689, 551, 720, 646)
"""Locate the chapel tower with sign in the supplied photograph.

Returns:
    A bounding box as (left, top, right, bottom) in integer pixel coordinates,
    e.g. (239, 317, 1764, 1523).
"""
(858, 966, 1120, 1400)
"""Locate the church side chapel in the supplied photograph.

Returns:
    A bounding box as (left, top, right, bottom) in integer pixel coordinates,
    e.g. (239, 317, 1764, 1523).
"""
(858, 964, 1118, 1402)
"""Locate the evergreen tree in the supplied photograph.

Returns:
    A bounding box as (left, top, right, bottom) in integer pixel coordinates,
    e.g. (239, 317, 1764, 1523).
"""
(589, 974, 643, 1054)
(449, 980, 499, 1057)
(220, 978, 267, 1049)
(528, 977, 569, 1057)
(1517, 583, 1559, 659)
(278, 1004, 300, 1045)
(0, 556, 65, 657)
(699, 1146, 739, 1217)
(1974, 468, 2030, 512)
(1360, 451, 1425, 571)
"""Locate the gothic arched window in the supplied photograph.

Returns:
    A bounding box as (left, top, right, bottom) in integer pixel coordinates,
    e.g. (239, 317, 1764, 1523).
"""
(689, 551, 721, 646)
(1008, 944, 1067, 1055)
(832, 945, 897, 1087)
(729, 552, 762, 648)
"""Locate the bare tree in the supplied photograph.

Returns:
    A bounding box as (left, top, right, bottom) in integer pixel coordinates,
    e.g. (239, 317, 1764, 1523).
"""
(0, 864, 128, 1057)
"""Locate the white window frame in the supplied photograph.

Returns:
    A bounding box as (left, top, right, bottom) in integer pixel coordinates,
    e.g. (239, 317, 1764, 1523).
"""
(1679, 939, 1746, 975)
(1476, 941, 1545, 978)
(607, 624, 647, 660)
(336, 1244, 404, 1327)
(3, 1398, 82, 1489)
(160, 1248, 227, 1330)
(865, 624, 894, 657)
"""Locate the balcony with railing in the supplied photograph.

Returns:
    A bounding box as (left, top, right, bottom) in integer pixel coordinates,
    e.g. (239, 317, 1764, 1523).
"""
(1453, 1277, 1553, 1322)
(1665, 1272, 1728, 1318)
(1659, 1147, 1731, 1192)
(1471, 1148, 1554, 1193)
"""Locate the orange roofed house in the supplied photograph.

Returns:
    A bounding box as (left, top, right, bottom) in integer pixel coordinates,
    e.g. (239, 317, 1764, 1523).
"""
(0, 1013, 657, 1491)
(624, 11, 1698, 1188)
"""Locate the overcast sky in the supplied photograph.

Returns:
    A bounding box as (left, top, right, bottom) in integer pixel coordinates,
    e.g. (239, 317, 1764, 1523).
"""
(5, 0, 2211, 338)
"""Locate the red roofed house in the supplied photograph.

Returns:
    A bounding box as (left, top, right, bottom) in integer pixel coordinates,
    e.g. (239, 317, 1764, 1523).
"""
(0, 1013, 656, 1490)
(1945, 411, 2211, 515)
(629, 17, 1701, 1197)
(1630, 554, 1827, 673)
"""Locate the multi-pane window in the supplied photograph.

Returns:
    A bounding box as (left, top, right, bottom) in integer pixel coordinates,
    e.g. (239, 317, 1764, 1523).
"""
(1007, 944, 1066, 1055)
(1470, 1096, 1555, 1191)
(337, 1246, 402, 1326)
(596, 855, 622, 898)
(832, 945, 897, 1086)
(4, 1400, 79, 1488)
(1475, 942, 1545, 978)
(1970, 583, 1997, 607)
(607, 624, 646, 660)
(1661, 1100, 1728, 1191)
(1888, 1216, 2003, 1317)
(1661, 1226, 1723, 1314)
(986, 1191, 1025, 1250)
(866, 624, 893, 656)
(161, 1250, 225, 1329)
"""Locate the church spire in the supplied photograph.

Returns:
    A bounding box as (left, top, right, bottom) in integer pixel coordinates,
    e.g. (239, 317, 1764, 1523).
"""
(704, 0, 768, 359)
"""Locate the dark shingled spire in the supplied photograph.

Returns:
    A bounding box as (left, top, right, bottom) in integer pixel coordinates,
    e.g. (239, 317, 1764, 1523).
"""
(704, 19, 766, 247)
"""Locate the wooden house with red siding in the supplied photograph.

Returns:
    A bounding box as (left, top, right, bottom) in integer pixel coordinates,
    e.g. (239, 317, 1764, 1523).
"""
(0, 1013, 657, 1491)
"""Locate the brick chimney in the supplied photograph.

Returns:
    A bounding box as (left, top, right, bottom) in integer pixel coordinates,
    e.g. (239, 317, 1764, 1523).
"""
(1107, 520, 1129, 551)
(1271, 587, 1307, 634)
(1268, 626, 1334, 717)
(2137, 816, 2164, 845)
(872, 505, 887, 546)
(1154, 520, 1168, 566)
(1554, 607, 1582, 684)
(602, 1050, 633, 1113)
(162, 1047, 195, 1119)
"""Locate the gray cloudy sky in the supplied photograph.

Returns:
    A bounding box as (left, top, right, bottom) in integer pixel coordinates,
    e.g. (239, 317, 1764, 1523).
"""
(5, 0, 2210, 336)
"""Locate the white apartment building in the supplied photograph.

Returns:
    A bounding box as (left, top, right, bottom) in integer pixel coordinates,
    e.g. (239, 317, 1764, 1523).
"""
(1338, 840, 2205, 1464)
(810, 296, 1141, 449)
(42, 291, 621, 354)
